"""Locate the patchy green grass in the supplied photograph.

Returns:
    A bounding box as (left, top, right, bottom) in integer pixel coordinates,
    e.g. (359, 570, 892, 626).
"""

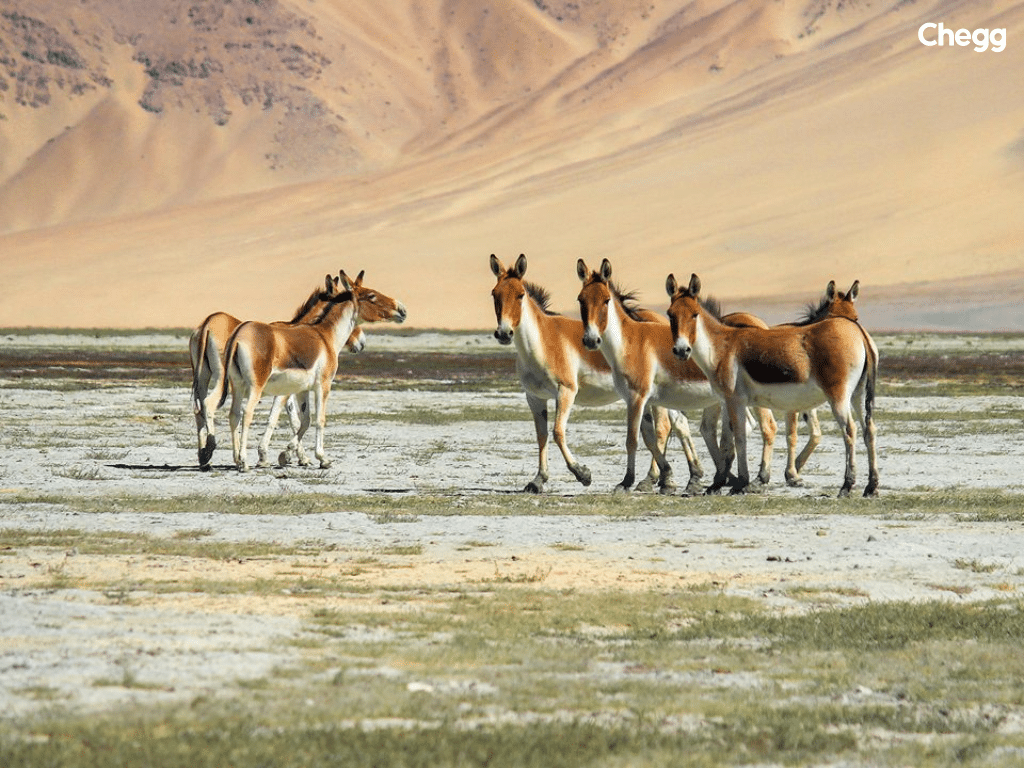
(6, 487, 1024, 521)
(4, 589, 1024, 767)
(0, 527, 319, 560)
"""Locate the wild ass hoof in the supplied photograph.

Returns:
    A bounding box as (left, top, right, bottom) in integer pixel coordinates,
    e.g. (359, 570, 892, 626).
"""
(523, 481, 544, 494)
(705, 473, 730, 495)
(785, 474, 804, 488)
(319, 458, 333, 469)
(684, 477, 704, 496)
(728, 478, 751, 495)
(863, 479, 879, 497)
(256, 456, 271, 468)
(634, 477, 656, 493)
(757, 469, 771, 485)
(198, 436, 216, 468)
(278, 450, 292, 467)
(571, 464, 593, 487)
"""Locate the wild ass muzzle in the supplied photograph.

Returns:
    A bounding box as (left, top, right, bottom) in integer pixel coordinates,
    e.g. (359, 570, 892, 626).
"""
(666, 273, 878, 497)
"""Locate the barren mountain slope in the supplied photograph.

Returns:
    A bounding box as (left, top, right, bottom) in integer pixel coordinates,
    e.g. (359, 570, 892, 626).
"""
(0, 0, 1021, 329)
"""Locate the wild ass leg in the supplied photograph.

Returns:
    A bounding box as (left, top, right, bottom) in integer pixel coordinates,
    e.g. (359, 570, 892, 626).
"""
(669, 409, 704, 485)
(312, 382, 332, 469)
(669, 408, 706, 495)
(194, 340, 222, 469)
(635, 406, 668, 493)
(754, 407, 777, 485)
(725, 399, 751, 494)
(637, 408, 701, 494)
(854, 393, 879, 497)
(552, 386, 592, 488)
(795, 409, 821, 476)
(701, 404, 734, 493)
(276, 395, 312, 467)
(862, 408, 879, 497)
(229, 383, 260, 473)
(523, 394, 551, 493)
(785, 409, 820, 487)
(638, 406, 674, 494)
(257, 396, 287, 467)
(831, 400, 858, 498)
(784, 412, 802, 486)
(618, 393, 661, 492)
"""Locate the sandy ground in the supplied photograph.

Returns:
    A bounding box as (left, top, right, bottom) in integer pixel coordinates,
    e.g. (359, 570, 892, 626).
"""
(1, 331, 1024, 722)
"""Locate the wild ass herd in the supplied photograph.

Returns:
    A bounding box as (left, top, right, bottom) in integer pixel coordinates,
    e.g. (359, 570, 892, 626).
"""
(189, 255, 879, 498)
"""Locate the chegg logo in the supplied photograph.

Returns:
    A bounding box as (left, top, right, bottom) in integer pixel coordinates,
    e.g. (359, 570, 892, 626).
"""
(918, 22, 1006, 52)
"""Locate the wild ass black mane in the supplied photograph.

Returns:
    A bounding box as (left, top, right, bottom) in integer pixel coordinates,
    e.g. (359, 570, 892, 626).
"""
(525, 281, 558, 315)
(793, 291, 834, 326)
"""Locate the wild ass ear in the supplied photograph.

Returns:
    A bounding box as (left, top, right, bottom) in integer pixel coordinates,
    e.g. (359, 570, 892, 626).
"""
(513, 253, 528, 278)
(325, 274, 335, 292)
(848, 280, 859, 301)
(339, 270, 354, 292)
(665, 274, 678, 298)
(489, 254, 503, 277)
(576, 258, 589, 282)
(825, 280, 837, 302)
(687, 273, 701, 297)
(354, 270, 365, 288)
(599, 258, 612, 281)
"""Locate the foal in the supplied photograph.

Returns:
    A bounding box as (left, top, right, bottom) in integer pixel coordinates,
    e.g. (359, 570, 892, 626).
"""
(666, 273, 878, 497)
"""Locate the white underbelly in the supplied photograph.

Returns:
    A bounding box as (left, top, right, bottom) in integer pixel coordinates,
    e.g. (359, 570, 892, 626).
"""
(518, 363, 619, 407)
(574, 382, 621, 407)
(744, 380, 826, 412)
(264, 369, 318, 396)
(649, 378, 718, 411)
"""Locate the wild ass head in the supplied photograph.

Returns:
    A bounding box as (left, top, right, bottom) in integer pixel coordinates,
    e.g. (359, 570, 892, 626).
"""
(575, 258, 614, 351)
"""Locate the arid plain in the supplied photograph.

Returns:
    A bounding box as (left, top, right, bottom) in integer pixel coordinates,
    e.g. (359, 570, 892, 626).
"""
(2, 2, 1024, 766)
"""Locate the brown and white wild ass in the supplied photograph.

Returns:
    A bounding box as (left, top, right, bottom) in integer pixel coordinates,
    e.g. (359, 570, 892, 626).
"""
(189, 276, 365, 469)
(666, 273, 878, 497)
(490, 254, 701, 493)
(576, 258, 777, 493)
(712, 280, 865, 487)
(221, 270, 406, 472)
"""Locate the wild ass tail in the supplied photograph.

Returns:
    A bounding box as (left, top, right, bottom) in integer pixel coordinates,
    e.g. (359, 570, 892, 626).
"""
(217, 332, 239, 411)
(857, 323, 878, 424)
(192, 328, 211, 410)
